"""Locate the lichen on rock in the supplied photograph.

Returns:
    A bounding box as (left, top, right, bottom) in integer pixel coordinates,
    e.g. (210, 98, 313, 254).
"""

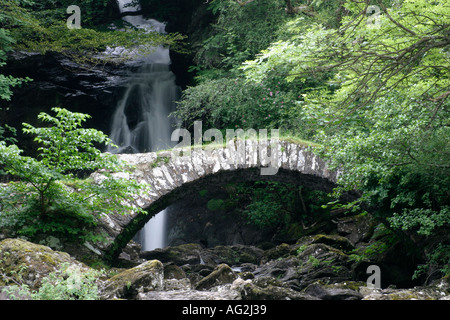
(101, 259, 164, 299)
(0, 238, 88, 290)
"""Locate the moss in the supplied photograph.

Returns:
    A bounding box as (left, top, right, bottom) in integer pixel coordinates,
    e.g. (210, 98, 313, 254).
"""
(297, 234, 354, 252)
(104, 260, 164, 299)
(150, 155, 171, 168)
(387, 292, 434, 300)
(207, 199, 225, 211)
(0, 238, 88, 290)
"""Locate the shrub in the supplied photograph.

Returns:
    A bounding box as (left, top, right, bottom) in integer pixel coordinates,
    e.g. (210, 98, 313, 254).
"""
(0, 108, 149, 242)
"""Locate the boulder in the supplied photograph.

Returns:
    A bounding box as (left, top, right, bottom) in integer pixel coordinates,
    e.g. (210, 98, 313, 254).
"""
(101, 260, 164, 299)
(0, 238, 88, 290)
(254, 242, 353, 291)
(295, 243, 353, 289)
(164, 278, 191, 291)
(297, 234, 354, 252)
(233, 277, 316, 300)
(336, 213, 376, 245)
(263, 243, 293, 261)
(140, 243, 203, 265)
(164, 263, 187, 280)
(206, 245, 264, 266)
(253, 256, 300, 284)
(195, 264, 237, 290)
(363, 288, 440, 300)
(137, 287, 240, 300)
(362, 276, 450, 300)
(304, 281, 364, 300)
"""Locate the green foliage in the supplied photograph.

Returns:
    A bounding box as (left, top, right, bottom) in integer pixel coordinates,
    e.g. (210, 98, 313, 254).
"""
(388, 208, 450, 237)
(176, 0, 344, 136)
(241, 0, 449, 239)
(195, 0, 289, 77)
(5, 263, 103, 300)
(0, 108, 149, 242)
(207, 198, 226, 211)
(413, 244, 450, 280)
(349, 223, 397, 263)
(0, 1, 32, 103)
(34, 263, 102, 300)
(175, 77, 302, 133)
(0, 0, 185, 66)
(231, 181, 333, 230)
(175, 0, 449, 278)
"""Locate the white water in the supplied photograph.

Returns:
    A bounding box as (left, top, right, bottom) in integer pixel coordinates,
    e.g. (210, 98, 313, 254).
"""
(108, 0, 180, 251)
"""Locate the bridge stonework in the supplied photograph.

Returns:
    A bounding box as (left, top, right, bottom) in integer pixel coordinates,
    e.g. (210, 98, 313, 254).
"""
(88, 140, 341, 262)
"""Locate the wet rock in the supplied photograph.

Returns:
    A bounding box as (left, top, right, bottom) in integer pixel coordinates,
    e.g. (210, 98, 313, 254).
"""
(263, 243, 293, 261)
(195, 264, 237, 290)
(164, 278, 191, 291)
(140, 243, 204, 265)
(206, 245, 264, 266)
(336, 213, 376, 245)
(101, 260, 164, 299)
(164, 263, 187, 280)
(233, 277, 316, 300)
(1, 52, 126, 157)
(304, 281, 364, 300)
(254, 256, 300, 284)
(362, 276, 450, 300)
(117, 240, 145, 268)
(363, 288, 439, 300)
(137, 286, 240, 300)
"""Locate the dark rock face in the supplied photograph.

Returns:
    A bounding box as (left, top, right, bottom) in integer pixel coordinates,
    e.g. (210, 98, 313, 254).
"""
(0, 51, 128, 155)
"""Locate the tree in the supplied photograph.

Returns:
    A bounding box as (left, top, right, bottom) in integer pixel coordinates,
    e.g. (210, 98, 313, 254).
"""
(242, 0, 449, 275)
(0, 108, 149, 242)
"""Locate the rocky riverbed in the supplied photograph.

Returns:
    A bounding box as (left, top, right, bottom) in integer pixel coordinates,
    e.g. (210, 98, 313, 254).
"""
(1, 228, 449, 300)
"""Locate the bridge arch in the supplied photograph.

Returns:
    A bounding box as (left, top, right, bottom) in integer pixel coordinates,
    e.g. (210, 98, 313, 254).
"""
(93, 140, 347, 262)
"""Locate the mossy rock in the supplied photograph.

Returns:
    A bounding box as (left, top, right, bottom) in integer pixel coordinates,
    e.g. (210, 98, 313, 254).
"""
(263, 243, 292, 261)
(0, 238, 88, 290)
(207, 245, 264, 265)
(297, 234, 355, 252)
(304, 280, 365, 300)
(101, 260, 164, 299)
(363, 289, 436, 300)
(194, 264, 236, 290)
(235, 276, 316, 300)
(140, 243, 203, 265)
(163, 263, 186, 280)
(336, 213, 376, 245)
(295, 243, 353, 289)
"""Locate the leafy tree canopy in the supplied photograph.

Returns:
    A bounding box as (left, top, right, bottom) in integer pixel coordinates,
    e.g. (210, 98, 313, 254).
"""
(241, 0, 449, 238)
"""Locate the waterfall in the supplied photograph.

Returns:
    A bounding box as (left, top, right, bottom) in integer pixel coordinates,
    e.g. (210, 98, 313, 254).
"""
(108, 0, 180, 251)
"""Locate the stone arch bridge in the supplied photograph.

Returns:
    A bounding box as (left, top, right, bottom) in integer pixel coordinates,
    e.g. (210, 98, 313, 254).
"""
(89, 139, 347, 262)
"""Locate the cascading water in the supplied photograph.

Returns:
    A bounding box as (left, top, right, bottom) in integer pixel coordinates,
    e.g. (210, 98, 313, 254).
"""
(108, 0, 180, 251)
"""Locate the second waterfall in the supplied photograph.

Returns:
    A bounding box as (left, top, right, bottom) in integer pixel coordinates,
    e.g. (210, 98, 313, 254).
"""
(108, 0, 181, 251)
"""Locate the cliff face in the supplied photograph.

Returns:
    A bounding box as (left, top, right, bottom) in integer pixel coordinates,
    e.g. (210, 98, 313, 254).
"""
(0, 51, 128, 155)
